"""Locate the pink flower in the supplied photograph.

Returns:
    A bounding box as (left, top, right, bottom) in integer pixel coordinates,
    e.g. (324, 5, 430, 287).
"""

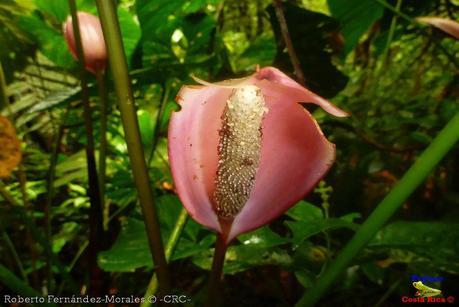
(416, 17, 459, 40)
(168, 67, 348, 243)
(63, 12, 107, 74)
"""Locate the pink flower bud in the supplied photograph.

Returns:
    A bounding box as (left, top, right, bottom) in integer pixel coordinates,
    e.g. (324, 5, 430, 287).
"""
(417, 17, 459, 40)
(168, 67, 348, 244)
(63, 12, 107, 74)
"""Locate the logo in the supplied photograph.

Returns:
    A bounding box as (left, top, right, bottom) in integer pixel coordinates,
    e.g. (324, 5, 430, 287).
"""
(413, 281, 441, 298)
(400, 275, 455, 304)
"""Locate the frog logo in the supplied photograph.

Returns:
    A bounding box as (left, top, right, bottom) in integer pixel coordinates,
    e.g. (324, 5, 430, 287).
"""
(412, 281, 442, 298)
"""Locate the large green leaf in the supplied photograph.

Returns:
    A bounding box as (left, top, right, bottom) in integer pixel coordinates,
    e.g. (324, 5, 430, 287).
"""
(98, 195, 211, 272)
(327, 0, 384, 54)
(285, 201, 360, 245)
(369, 221, 459, 268)
(98, 218, 153, 272)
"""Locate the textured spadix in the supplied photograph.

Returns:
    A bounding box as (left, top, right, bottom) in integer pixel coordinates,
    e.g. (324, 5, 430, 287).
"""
(63, 12, 107, 74)
(168, 67, 348, 243)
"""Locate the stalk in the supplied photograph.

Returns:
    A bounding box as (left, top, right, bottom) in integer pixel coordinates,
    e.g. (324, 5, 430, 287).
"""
(0, 264, 56, 307)
(273, 0, 306, 85)
(381, 0, 403, 68)
(141, 208, 188, 307)
(0, 60, 8, 110)
(44, 111, 67, 292)
(68, 0, 104, 295)
(95, 0, 170, 293)
(205, 234, 228, 307)
(296, 113, 459, 306)
(2, 232, 28, 283)
(95, 68, 108, 231)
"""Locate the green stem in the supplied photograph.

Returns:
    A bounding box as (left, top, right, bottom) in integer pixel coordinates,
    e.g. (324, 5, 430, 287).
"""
(141, 208, 189, 307)
(381, 0, 403, 68)
(148, 82, 170, 166)
(68, 0, 104, 295)
(0, 60, 9, 110)
(0, 264, 56, 307)
(2, 232, 28, 283)
(205, 234, 228, 307)
(95, 0, 170, 294)
(44, 111, 67, 292)
(296, 113, 459, 307)
(95, 68, 109, 231)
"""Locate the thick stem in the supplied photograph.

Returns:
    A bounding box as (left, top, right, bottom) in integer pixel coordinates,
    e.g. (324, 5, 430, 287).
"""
(297, 113, 459, 307)
(0, 60, 9, 110)
(141, 209, 189, 307)
(205, 234, 228, 307)
(273, 0, 306, 85)
(68, 0, 104, 296)
(95, 68, 109, 231)
(95, 0, 170, 294)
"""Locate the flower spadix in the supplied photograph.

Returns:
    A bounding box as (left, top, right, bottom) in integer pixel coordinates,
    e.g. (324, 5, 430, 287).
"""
(63, 12, 107, 74)
(168, 67, 348, 243)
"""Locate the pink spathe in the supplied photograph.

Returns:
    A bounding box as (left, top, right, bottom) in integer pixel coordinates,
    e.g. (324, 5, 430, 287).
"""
(168, 67, 348, 243)
(63, 12, 107, 74)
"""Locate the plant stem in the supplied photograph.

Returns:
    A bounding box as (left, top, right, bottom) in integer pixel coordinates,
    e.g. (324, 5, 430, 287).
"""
(2, 232, 28, 283)
(0, 60, 9, 110)
(141, 208, 188, 307)
(95, 0, 170, 294)
(273, 0, 306, 85)
(205, 234, 228, 307)
(0, 264, 56, 307)
(44, 111, 67, 292)
(296, 112, 459, 307)
(148, 82, 170, 166)
(68, 0, 104, 296)
(381, 0, 403, 68)
(95, 68, 109, 231)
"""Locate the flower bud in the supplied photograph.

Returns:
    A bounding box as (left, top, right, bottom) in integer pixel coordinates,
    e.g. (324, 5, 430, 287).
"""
(63, 12, 107, 74)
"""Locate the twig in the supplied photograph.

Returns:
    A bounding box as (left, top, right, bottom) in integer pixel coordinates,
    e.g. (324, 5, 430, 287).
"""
(273, 0, 306, 85)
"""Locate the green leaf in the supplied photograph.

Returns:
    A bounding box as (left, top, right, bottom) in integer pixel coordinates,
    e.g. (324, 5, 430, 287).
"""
(192, 243, 293, 275)
(286, 218, 359, 246)
(225, 32, 276, 73)
(19, 13, 75, 68)
(237, 226, 290, 248)
(327, 0, 384, 54)
(98, 195, 212, 272)
(98, 218, 152, 272)
(28, 86, 80, 113)
(369, 221, 459, 265)
(117, 7, 141, 65)
(286, 200, 323, 221)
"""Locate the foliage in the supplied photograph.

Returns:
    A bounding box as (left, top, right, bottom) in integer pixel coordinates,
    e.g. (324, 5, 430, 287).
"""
(0, 0, 458, 306)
